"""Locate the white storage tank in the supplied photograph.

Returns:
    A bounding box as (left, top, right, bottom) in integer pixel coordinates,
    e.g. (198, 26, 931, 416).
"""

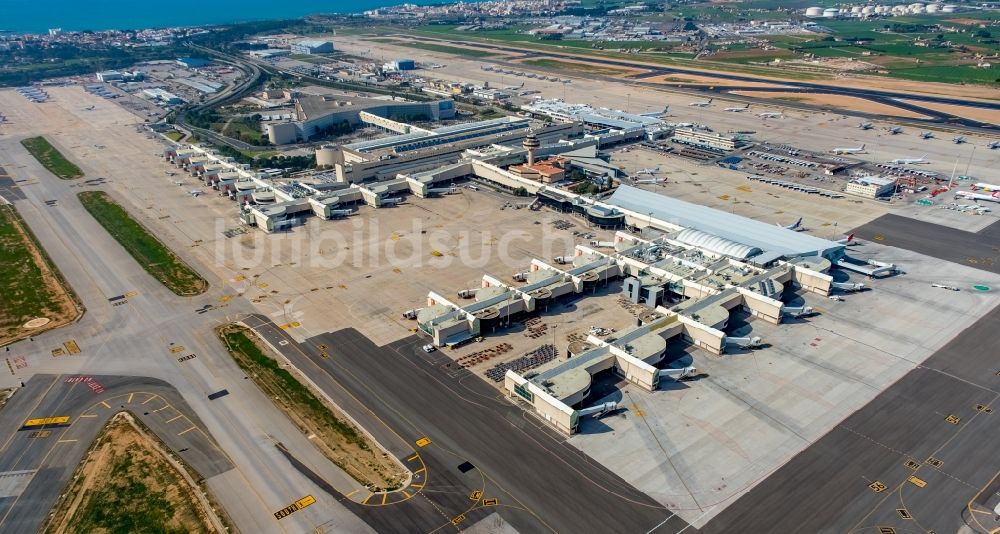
(823, 7, 839, 17)
(851, 6, 863, 14)
(862, 6, 876, 15)
(875, 5, 889, 13)
(805, 6, 824, 17)
(942, 4, 957, 12)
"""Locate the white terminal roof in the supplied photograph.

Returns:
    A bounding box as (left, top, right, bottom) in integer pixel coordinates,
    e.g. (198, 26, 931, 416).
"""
(606, 185, 844, 260)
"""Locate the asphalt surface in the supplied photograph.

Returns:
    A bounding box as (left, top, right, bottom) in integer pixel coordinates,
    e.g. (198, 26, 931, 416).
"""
(852, 214, 1000, 275)
(246, 315, 689, 534)
(701, 303, 1000, 534)
(0, 374, 233, 532)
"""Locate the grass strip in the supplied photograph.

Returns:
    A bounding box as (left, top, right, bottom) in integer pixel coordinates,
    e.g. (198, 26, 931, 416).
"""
(20, 136, 83, 179)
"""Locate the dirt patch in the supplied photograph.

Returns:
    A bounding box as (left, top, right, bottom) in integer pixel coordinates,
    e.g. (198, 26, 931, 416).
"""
(218, 325, 408, 491)
(899, 99, 1000, 127)
(43, 412, 221, 534)
(731, 90, 931, 118)
(0, 205, 82, 347)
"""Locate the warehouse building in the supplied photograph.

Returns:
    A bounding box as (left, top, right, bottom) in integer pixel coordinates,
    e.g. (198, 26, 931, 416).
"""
(844, 175, 895, 199)
(672, 128, 739, 151)
(291, 39, 334, 54)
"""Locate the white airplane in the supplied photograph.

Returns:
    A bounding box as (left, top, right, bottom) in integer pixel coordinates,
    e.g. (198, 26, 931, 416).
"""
(758, 112, 783, 119)
(777, 217, 803, 231)
(165, 171, 176, 176)
(956, 190, 1000, 203)
(920, 131, 934, 139)
(688, 98, 713, 107)
(188, 190, 202, 197)
(832, 144, 865, 155)
(835, 233, 857, 245)
(953, 136, 966, 144)
(83, 105, 95, 111)
(971, 182, 1000, 192)
(636, 165, 660, 176)
(725, 104, 751, 112)
(174, 181, 183, 186)
(988, 141, 1000, 149)
(634, 177, 666, 185)
(888, 126, 902, 135)
(888, 154, 929, 165)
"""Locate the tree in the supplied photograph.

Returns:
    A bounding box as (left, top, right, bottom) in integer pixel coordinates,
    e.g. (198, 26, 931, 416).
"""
(513, 186, 529, 197)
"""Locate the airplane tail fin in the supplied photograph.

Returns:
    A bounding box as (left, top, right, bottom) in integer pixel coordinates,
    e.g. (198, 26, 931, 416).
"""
(708, 98, 713, 104)
(795, 217, 802, 227)
(860, 144, 865, 149)
(847, 233, 854, 242)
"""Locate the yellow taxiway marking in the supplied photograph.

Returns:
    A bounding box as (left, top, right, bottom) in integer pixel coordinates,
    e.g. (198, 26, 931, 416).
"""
(406, 454, 418, 462)
(415, 436, 431, 447)
(908, 475, 927, 488)
(414, 467, 426, 475)
(401, 490, 410, 499)
(470, 490, 483, 501)
(345, 489, 359, 499)
(411, 482, 424, 490)
(142, 395, 157, 405)
(166, 414, 183, 423)
(100, 400, 111, 409)
(362, 493, 374, 505)
(482, 498, 499, 507)
(168, 346, 185, 354)
(152, 405, 171, 413)
(124, 290, 137, 298)
(23, 416, 70, 427)
(127, 393, 134, 403)
(63, 340, 81, 354)
(57, 439, 78, 443)
(78, 414, 97, 418)
(177, 426, 197, 436)
(381, 492, 388, 505)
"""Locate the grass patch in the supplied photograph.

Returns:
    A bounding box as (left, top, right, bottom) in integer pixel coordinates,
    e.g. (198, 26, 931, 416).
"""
(218, 325, 407, 491)
(43, 413, 219, 534)
(77, 191, 207, 296)
(0, 204, 82, 346)
(19, 136, 83, 179)
(521, 58, 629, 76)
(164, 130, 185, 142)
(404, 42, 495, 58)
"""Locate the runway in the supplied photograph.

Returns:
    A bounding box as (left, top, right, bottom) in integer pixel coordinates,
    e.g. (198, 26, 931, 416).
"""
(0, 374, 232, 532)
(701, 303, 1000, 533)
(852, 214, 1000, 275)
(245, 315, 689, 534)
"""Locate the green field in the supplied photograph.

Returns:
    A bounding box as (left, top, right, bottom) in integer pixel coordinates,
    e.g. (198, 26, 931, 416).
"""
(164, 131, 185, 142)
(19, 136, 83, 179)
(521, 58, 630, 76)
(405, 42, 496, 58)
(77, 191, 207, 296)
(0, 204, 81, 346)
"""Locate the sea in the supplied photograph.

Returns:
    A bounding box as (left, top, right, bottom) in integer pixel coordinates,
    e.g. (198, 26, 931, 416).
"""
(6, 0, 450, 33)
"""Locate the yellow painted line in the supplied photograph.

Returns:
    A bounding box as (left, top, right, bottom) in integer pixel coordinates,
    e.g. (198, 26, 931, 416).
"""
(908, 475, 927, 488)
(127, 393, 134, 403)
(482, 498, 499, 507)
(415, 436, 431, 447)
(414, 467, 426, 474)
(345, 489, 359, 499)
(124, 290, 137, 298)
(411, 482, 424, 490)
(177, 426, 197, 436)
(152, 405, 171, 413)
(294, 495, 316, 509)
(362, 493, 374, 505)
(100, 401, 111, 409)
(381, 492, 388, 505)
(406, 454, 418, 462)
(142, 395, 157, 405)
(63, 340, 81, 354)
(401, 490, 410, 499)
(57, 439, 78, 443)
(166, 414, 184, 423)
(78, 414, 97, 418)
(169, 346, 185, 353)
(470, 490, 483, 501)
(451, 514, 466, 526)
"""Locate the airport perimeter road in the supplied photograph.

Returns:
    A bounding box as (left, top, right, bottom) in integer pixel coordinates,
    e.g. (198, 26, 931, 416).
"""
(852, 214, 1000, 275)
(245, 316, 689, 534)
(702, 304, 1000, 534)
(0, 375, 232, 533)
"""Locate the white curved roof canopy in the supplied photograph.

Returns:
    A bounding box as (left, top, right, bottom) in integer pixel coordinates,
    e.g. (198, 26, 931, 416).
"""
(675, 228, 761, 259)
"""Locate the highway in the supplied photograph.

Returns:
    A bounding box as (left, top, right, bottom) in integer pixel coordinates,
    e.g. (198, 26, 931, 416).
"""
(245, 315, 692, 533)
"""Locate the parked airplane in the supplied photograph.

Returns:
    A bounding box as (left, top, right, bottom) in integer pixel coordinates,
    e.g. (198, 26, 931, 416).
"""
(641, 105, 670, 118)
(971, 182, 1000, 192)
(835, 233, 857, 245)
(688, 97, 713, 107)
(83, 105, 95, 111)
(636, 165, 660, 176)
(953, 135, 966, 144)
(956, 190, 1000, 203)
(188, 190, 202, 197)
(165, 171, 176, 176)
(920, 131, 934, 139)
(634, 177, 667, 185)
(832, 144, 865, 155)
(859, 122, 874, 130)
(988, 141, 1000, 149)
(174, 181, 183, 186)
(888, 154, 929, 165)
(758, 112, 783, 119)
(777, 217, 803, 231)
(724, 104, 751, 112)
(888, 126, 902, 134)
